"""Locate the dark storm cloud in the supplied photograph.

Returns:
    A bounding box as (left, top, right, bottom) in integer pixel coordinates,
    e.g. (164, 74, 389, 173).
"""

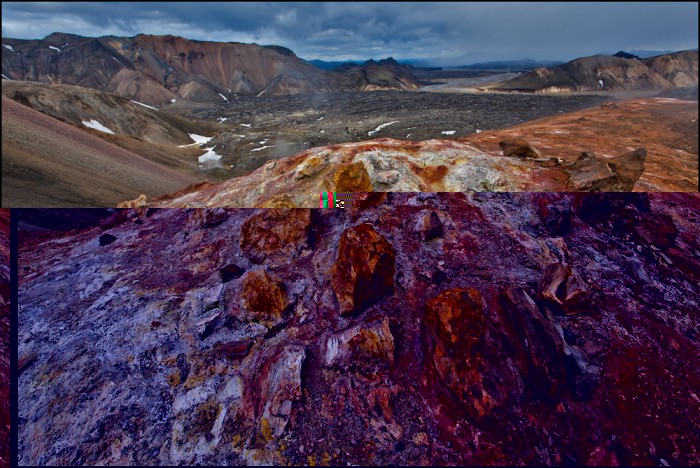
(2, 2, 697, 65)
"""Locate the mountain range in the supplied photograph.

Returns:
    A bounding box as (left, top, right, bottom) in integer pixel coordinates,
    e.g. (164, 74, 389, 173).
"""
(491, 50, 698, 92)
(2, 33, 420, 106)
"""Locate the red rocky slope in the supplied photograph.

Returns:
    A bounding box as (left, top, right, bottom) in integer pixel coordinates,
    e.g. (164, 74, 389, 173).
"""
(17, 193, 700, 465)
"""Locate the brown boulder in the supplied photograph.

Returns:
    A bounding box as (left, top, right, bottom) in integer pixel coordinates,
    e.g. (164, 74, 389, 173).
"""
(538, 263, 595, 315)
(607, 148, 646, 189)
(240, 270, 288, 322)
(240, 209, 311, 264)
(333, 161, 373, 192)
(568, 149, 646, 191)
(331, 224, 395, 316)
(499, 139, 542, 159)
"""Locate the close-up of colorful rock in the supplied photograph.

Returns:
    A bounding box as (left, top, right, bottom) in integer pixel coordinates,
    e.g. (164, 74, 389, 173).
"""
(15, 193, 700, 465)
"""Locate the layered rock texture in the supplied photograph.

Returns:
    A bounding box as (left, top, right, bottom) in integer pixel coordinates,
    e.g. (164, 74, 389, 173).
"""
(18, 193, 700, 465)
(0, 210, 8, 468)
(492, 50, 698, 92)
(1, 33, 419, 106)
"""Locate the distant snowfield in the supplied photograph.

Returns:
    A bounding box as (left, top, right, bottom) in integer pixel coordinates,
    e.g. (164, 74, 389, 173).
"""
(171, 98, 177, 103)
(112, 57, 122, 65)
(441, 130, 456, 135)
(218, 93, 228, 101)
(251, 145, 273, 152)
(82, 119, 115, 134)
(1, 74, 10, 80)
(217, 117, 229, 122)
(129, 100, 158, 111)
(198, 147, 222, 163)
(178, 133, 215, 148)
(49, 46, 60, 52)
(2, 44, 15, 52)
(598, 80, 604, 87)
(240, 124, 252, 128)
(368, 121, 399, 136)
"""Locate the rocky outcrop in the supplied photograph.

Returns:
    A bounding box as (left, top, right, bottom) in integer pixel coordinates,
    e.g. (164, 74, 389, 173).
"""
(17, 194, 700, 465)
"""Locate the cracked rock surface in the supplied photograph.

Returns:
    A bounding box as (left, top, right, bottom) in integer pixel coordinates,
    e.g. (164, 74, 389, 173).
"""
(17, 193, 700, 465)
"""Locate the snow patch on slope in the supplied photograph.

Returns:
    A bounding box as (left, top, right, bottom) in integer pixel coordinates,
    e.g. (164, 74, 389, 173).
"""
(2, 44, 15, 52)
(130, 100, 158, 111)
(251, 145, 273, 152)
(82, 119, 115, 134)
(198, 147, 222, 163)
(368, 121, 399, 136)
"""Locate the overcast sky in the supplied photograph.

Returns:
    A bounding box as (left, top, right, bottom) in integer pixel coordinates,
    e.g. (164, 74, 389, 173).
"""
(2, 2, 698, 65)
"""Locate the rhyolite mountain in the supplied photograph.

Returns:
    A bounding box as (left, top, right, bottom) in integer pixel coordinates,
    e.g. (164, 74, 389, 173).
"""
(333, 57, 419, 91)
(1, 32, 420, 106)
(492, 50, 698, 92)
(17, 193, 700, 465)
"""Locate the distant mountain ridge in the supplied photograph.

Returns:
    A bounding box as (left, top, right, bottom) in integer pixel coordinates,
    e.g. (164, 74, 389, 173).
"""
(491, 50, 698, 92)
(459, 58, 564, 70)
(1, 32, 420, 105)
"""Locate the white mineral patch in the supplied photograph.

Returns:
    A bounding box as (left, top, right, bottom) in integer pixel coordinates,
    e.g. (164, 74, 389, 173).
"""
(81, 119, 115, 134)
(173, 386, 214, 413)
(325, 337, 339, 366)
